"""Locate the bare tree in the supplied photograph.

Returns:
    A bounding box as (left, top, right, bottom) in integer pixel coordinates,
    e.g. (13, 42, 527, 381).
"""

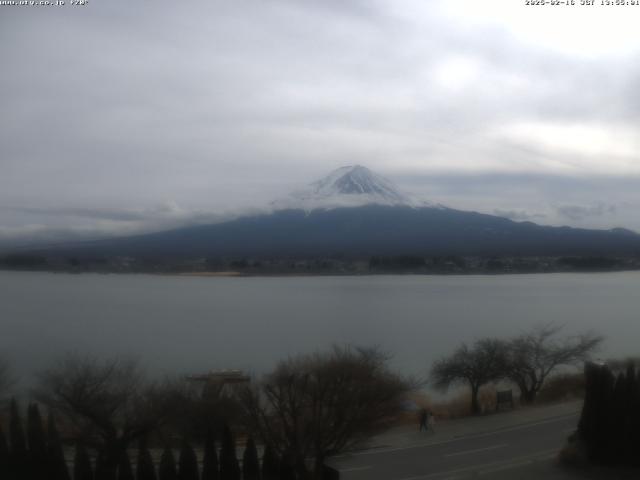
(240, 346, 412, 479)
(505, 324, 603, 404)
(33, 353, 170, 479)
(430, 338, 508, 415)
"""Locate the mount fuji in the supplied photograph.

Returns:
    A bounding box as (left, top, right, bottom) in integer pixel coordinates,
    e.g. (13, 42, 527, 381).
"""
(15, 166, 640, 261)
(271, 165, 432, 210)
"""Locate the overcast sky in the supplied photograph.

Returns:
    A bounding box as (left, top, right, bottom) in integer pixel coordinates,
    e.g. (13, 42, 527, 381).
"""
(1, 0, 640, 244)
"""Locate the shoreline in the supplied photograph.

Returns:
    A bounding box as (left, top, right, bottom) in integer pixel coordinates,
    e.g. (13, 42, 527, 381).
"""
(2, 268, 640, 278)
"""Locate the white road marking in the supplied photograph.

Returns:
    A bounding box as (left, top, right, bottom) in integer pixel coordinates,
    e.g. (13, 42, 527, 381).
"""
(443, 443, 507, 458)
(477, 452, 557, 476)
(392, 449, 557, 480)
(340, 465, 372, 472)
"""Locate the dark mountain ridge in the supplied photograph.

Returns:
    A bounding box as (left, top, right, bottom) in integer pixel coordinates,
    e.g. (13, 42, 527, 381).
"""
(27, 205, 640, 260)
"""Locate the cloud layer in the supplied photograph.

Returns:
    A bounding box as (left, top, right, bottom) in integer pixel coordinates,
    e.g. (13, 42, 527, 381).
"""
(1, 0, 640, 244)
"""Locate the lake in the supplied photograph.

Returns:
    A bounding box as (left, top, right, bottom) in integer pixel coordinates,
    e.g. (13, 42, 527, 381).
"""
(0, 271, 638, 388)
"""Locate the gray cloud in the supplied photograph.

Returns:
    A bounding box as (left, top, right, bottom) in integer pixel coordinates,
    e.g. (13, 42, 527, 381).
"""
(5, 206, 153, 222)
(556, 203, 617, 221)
(492, 209, 546, 222)
(0, 202, 244, 248)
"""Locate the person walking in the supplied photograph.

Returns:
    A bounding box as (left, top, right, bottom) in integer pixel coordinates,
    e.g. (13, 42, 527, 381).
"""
(419, 408, 428, 432)
(427, 410, 436, 433)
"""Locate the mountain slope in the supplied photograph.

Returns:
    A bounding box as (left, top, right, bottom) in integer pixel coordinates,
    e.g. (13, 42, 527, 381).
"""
(39, 205, 640, 259)
(14, 165, 640, 261)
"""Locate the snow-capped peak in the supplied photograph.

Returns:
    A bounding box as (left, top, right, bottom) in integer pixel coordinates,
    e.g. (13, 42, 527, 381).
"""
(272, 165, 433, 211)
(309, 165, 407, 202)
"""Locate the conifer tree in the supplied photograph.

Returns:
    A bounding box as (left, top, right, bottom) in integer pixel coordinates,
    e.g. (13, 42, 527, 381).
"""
(260, 445, 279, 480)
(220, 425, 240, 480)
(95, 450, 112, 480)
(634, 369, 640, 467)
(278, 453, 295, 480)
(577, 362, 640, 466)
(608, 373, 626, 463)
(202, 429, 219, 480)
(27, 404, 47, 456)
(73, 443, 94, 480)
(623, 364, 638, 465)
(9, 398, 26, 458)
(578, 363, 597, 445)
(136, 439, 157, 480)
(596, 367, 615, 463)
(242, 437, 260, 480)
(158, 447, 178, 480)
(9, 398, 27, 478)
(632, 366, 640, 466)
(47, 412, 71, 480)
(0, 424, 9, 479)
(27, 404, 48, 478)
(322, 464, 340, 480)
(117, 451, 135, 480)
(178, 440, 199, 480)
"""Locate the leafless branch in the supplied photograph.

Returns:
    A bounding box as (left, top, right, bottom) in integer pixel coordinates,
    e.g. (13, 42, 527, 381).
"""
(240, 345, 412, 478)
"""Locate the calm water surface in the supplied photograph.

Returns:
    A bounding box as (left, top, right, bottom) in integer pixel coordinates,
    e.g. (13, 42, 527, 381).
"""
(1, 271, 639, 385)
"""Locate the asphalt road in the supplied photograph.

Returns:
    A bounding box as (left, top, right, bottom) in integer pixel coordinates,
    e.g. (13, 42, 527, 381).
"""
(329, 413, 579, 480)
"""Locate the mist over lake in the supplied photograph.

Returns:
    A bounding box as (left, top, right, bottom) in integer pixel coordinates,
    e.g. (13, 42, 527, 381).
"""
(1, 271, 637, 388)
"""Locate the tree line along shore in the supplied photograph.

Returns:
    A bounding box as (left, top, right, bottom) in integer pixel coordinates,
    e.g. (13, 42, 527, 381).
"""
(3, 253, 640, 275)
